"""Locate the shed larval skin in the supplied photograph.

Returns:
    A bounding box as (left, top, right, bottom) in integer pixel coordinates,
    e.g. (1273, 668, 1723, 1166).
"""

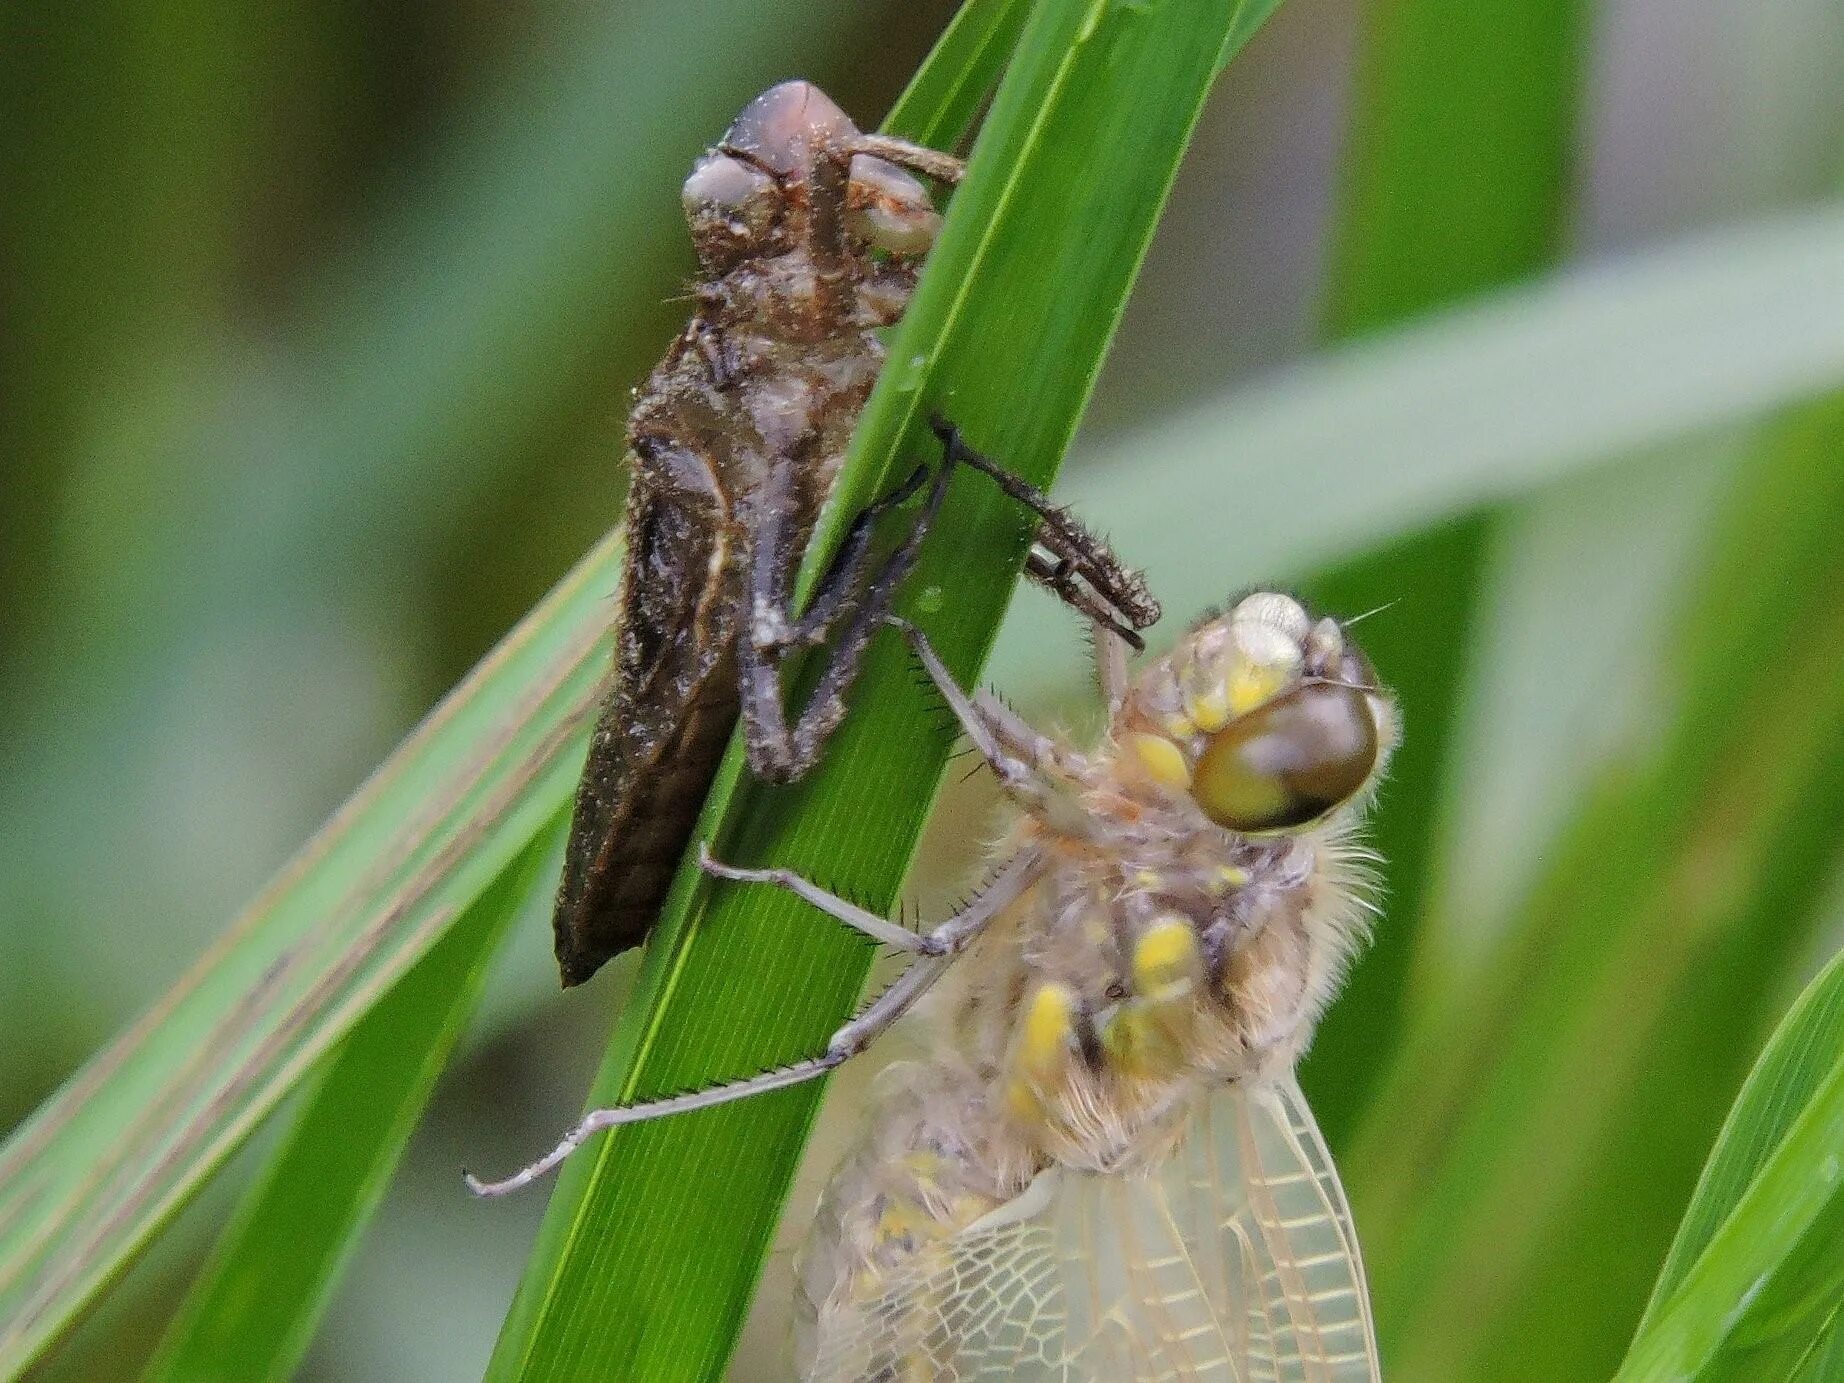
(553, 82, 958, 986)
(798, 593, 1398, 1382)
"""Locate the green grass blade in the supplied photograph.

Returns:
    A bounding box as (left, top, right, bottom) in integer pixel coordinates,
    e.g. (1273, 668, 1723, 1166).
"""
(1299, 0, 1589, 1145)
(483, 2, 1276, 1378)
(1633, 938, 1844, 1339)
(1614, 945, 1844, 1381)
(1790, 1307, 1844, 1382)
(1324, 0, 1584, 337)
(141, 829, 557, 1383)
(1345, 392, 1844, 1381)
(0, 539, 615, 1377)
(888, 0, 1031, 150)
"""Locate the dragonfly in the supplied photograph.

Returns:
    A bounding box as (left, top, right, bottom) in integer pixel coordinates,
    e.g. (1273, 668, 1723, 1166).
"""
(473, 447, 1396, 1377)
(554, 80, 1156, 986)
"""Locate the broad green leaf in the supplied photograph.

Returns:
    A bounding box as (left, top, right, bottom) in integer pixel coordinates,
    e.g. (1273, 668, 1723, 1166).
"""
(483, 2, 1280, 1379)
(141, 828, 557, 1383)
(1614, 944, 1844, 1380)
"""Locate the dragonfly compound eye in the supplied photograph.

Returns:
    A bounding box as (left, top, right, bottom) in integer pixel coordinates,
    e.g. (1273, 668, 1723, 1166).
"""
(845, 154, 942, 257)
(682, 153, 781, 265)
(1190, 682, 1379, 832)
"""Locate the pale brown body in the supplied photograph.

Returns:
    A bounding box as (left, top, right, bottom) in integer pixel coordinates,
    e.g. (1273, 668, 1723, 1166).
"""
(787, 595, 1398, 1380)
(554, 83, 956, 985)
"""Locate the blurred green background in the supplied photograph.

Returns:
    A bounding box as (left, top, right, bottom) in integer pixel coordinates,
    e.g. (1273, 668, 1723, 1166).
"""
(4, 0, 1843, 1378)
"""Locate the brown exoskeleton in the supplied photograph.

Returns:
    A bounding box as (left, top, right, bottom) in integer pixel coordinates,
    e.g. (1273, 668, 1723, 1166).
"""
(554, 82, 1158, 986)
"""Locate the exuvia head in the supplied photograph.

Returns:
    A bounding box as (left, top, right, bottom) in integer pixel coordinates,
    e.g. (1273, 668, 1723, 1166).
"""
(682, 80, 942, 270)
(1121, 592, 1397, 833)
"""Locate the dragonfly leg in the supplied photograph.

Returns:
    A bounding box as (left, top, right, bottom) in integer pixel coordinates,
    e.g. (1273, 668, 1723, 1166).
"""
(883, 615, 1070, 806)
(463, 1052, 844, 1197)
(463, 844, 1043, 1196)
(739, 446, 958, 783)
(698, 842, 1041, 957)
(697, 843, 929, 952)
(929, 414, 1161, 649)
(463, 956, 956, 1196)
(1090, 616, 1133, 718)
(467, 933, 994, 1197)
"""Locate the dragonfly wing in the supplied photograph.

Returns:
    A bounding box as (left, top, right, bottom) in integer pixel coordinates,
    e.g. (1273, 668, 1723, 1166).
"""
(805, 1079, 1379, 1382)
(1208, 1077, 1381, 1383)
(805, 1172, 1071, 1382)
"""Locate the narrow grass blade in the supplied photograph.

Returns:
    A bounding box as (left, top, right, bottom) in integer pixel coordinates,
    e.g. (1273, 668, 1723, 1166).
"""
(0, 537, 616, 1377)
(1791, 1308, 1844, 1382)
(1347, 393, 1844, 1380)
(1614, 945, 1844, 1380)
(482, 2, 1279, 1379)
(140, 828, 558, 1383)
(891, 0, 1031, 151)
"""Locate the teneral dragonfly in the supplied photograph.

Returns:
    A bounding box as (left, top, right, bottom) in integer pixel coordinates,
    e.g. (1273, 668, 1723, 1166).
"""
(554, 83, 1155, 986)
(758, 591, 1398, 1380)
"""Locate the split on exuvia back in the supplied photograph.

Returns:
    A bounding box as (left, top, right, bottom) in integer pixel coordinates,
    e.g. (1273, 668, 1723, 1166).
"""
(474, 568, 1398, 1381)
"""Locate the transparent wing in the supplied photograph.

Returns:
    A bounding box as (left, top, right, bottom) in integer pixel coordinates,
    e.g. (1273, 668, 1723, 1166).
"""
(806, 1078, 1380, 1382)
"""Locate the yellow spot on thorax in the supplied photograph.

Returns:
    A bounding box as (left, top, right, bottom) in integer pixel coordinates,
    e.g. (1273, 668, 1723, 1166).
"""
(1019, 983, 1077, 1079)
(1133, 917, 1199, 1001)
(1126, 732, 1191, 790)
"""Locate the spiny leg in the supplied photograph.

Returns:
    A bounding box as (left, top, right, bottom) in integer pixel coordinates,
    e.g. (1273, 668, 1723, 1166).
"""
(847, 134, 966, 186)
(883, 615, 1067, 806)
(888, 614, 1109, 844)
(929, 413, 1161, 647)
(463, 1053, 846, 1198)
(740, 447, 958, 783)
(698, 842, 1040, 957)
(772, 461, 932, 652)
(464, 852, 1040, 1198)
(1026, 549, 1152, 654)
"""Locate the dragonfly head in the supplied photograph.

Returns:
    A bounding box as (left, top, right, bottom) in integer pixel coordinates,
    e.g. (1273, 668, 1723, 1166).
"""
(1122, 591, 1398, 834)
(682, 81, 942, 270)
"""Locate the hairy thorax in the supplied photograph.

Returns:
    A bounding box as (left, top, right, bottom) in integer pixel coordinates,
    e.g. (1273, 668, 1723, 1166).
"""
(797, 594, 1396, 1347)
